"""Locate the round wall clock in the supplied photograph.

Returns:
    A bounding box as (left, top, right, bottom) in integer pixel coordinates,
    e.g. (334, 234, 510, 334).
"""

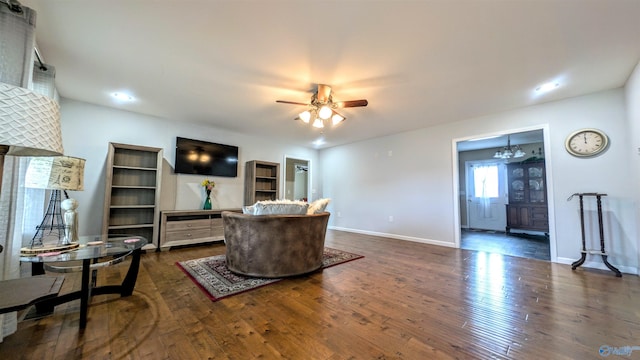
(564, 128, 609, 157)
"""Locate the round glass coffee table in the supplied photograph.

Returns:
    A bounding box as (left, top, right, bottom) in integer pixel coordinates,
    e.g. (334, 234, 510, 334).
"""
(20, 234, 147, 329)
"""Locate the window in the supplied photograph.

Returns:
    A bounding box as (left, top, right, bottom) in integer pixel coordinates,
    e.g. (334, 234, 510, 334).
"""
(473, 164, 499, 198)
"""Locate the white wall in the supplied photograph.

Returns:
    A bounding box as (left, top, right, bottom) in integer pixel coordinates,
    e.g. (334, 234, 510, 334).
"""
(321, 88, 638, 273)
(321, 127, 457, 247)
(625, 60, 640, 272)
(59, 98, 318, 237)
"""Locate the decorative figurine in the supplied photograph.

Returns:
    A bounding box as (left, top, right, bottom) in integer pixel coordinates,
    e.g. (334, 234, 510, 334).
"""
(61, 198, 79, 245)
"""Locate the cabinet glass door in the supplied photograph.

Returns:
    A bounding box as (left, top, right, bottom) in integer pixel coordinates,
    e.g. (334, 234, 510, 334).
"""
(528, 165, 545, 203)
(509, 166, 525, 203)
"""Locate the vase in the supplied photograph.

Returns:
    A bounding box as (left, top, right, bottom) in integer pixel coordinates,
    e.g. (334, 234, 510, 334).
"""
(203, 191, 212, 210)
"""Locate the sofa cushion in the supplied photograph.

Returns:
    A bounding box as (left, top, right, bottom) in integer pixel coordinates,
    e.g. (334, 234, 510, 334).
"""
(253, 200, 309, 215)
(307, 198, 331, 214)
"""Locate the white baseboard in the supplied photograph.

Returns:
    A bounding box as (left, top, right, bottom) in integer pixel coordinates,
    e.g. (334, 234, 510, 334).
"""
(328, 226, 456, 248)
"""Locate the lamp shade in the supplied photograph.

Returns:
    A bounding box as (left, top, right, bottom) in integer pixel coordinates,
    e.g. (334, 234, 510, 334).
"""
(312, 118, 324, 128)
(331, 113, 345, 125)
(0, 82, 63, 156)
(298, 110, 311, 123)
(25, 156, 85, 190)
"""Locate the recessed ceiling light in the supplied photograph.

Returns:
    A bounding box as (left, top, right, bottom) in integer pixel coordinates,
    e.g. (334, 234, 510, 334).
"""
(313, 138, 326, 147)
(535, 82, 560, 93)
(111, 92, 135, 101)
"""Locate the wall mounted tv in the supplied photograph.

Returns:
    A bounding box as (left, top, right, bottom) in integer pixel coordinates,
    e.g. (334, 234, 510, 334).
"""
(174, 137, 239, 177)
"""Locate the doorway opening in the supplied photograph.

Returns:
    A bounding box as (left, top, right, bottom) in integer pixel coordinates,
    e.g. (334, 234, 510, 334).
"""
(455, 128, 553, 261)
(283, 156, 310, 202)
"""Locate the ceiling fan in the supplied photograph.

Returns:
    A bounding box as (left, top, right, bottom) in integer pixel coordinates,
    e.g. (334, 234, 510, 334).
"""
(276, 84, 368, 128)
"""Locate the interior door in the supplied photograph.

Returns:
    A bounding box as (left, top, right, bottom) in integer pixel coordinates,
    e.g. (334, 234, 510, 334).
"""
(466, 161, 507, 231)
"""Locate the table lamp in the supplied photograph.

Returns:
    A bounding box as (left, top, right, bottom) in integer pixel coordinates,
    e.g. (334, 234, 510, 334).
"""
(24, 156, 85, 250)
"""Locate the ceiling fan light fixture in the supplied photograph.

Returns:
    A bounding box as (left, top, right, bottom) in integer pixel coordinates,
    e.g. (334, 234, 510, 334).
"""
(298, 110, 311, 123)
(331, 113, 345, 125)
(312, 118, 324, 128)
(277, 84, 367, 129)
(318, 105, 332, 120)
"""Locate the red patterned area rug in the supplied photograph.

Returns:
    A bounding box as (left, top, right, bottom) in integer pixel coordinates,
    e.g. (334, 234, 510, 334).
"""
(176, 247, 364, 302)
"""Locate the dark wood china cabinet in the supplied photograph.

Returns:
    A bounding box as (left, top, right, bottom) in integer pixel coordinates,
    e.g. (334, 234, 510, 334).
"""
(505, 159, 549, 234)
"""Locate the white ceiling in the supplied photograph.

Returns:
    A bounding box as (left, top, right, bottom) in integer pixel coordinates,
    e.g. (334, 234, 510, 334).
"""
(21, 0, 640, 149)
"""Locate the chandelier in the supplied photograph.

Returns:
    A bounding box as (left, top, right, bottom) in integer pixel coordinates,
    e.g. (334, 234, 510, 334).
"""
(493, 135, 526, 159)
(295, 93, 345, 129)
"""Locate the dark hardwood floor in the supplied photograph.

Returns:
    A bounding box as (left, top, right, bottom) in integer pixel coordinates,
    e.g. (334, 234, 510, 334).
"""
(1, 229, 639, 359)
(461, 228, 550, 261)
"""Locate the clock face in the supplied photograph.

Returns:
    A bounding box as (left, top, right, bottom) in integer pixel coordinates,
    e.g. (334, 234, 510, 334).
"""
(565, 129, 609, 157)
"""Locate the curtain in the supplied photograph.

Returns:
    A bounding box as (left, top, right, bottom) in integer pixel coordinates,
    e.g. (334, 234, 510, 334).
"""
(32, 62, 58, 102)
(0, 5, 36, 87)
(0, 157, 42, 341)
(0, 3, 38, 342)
(473, 165, 498, 218)
(0, 158, 21, 340)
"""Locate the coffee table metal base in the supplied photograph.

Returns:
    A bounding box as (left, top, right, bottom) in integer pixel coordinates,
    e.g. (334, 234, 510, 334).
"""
(29, 248, 142, 329)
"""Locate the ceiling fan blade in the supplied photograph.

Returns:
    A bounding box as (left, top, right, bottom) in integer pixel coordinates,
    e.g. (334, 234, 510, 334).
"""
(335, 99, 368, 108)
(276, 100, 309, 106)
(316, 84, 332, 103)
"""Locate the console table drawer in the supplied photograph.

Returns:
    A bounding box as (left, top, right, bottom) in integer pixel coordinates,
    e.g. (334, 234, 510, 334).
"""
(165, 219, 210, 232)
(159, 209, 241, 250)
(165, 228, 212, 242)
(211, 226, 224, 238)
(211, 218, 223, 237)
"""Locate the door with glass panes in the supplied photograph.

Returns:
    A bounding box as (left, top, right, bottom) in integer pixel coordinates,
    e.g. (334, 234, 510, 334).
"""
(466, 161, 507, 231)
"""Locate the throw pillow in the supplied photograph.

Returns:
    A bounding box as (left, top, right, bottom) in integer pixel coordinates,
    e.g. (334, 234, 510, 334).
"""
(307, 198, 331, 214)
(242, 205, 255, 215)
(254, 199, 309, 215)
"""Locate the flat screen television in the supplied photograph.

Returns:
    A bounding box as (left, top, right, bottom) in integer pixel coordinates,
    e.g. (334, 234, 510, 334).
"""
(174, 137, 239, 177)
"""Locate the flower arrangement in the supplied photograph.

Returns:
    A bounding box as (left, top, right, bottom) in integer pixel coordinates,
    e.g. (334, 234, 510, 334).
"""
(201, 179, 215, 192)
(201, 179, 215, 210)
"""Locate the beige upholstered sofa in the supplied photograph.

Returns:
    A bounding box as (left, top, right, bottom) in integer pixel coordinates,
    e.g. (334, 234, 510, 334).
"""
(222, 211, 330, 278)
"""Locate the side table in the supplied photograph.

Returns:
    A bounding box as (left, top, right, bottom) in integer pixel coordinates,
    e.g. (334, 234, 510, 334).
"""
(568, 193, 622, 277)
